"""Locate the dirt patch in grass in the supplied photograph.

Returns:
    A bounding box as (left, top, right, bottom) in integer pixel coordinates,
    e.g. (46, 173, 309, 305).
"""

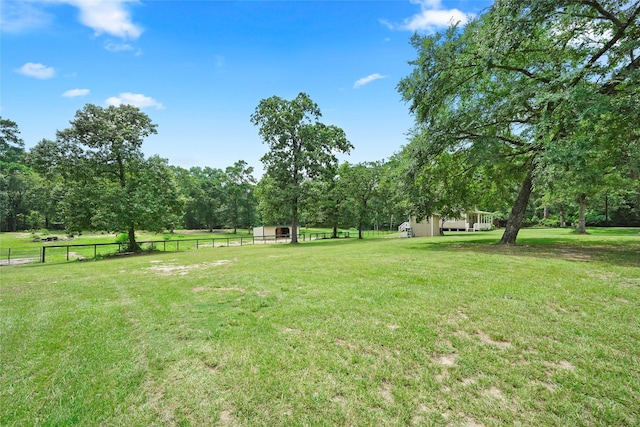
(191, 286, 245, 293)
(463, 416, 485, 427)
(147, 260, 231, 276)
(484, 387, 505, 400)
(380, 380, 394, 403)
(0, 257, 39, 266)
(460, 377, 477, 386)
(331, 394, 346, 405)
(477, 330, 511, 349)
(219, 407, 236, 426)
(433, 354, 458, 367)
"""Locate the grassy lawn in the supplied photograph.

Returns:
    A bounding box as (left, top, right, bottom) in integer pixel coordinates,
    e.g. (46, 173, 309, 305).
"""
(1, 228, 639, 426)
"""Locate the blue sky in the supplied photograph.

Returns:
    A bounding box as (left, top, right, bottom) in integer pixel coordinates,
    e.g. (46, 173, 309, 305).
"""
(1, 0, 491, 173)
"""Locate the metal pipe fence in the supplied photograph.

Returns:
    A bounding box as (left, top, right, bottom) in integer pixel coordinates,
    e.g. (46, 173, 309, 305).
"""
(1, 229, 396, 265)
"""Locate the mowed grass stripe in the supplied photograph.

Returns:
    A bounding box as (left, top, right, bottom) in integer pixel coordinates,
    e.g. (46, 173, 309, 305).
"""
(1, 229, 639, 426)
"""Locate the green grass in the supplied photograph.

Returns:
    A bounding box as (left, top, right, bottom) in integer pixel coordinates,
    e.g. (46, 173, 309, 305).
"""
(1, 229, 639, 425)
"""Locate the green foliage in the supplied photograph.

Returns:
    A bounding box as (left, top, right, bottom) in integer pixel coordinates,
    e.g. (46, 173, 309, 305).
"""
(28, 104, 183, 249)
(223, 160, 257, 232)
(398, 0, 640, 243)
(0, 116, 25, 167)
(114, 233, 129, 244)
(251, 92, 353, 243)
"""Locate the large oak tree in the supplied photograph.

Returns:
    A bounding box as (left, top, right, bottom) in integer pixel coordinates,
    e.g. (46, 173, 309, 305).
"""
(399, 0, 640, 243)
(30, 104, 183, 250)
(251, 92, 352, 243)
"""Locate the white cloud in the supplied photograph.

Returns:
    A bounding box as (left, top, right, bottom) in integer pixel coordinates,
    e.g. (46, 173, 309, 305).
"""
(354, 73, 387, 89)
(384, 0, 474, 33)
(15, 62, 56, 79)
(104, 40, 142, 55)
(104, 41, 134, 52)
(106, 92, 163, 109)
(64, 0, 143, 39)
(0, 1, 54, 34)
(62, 88, 90, 97)
(3, 0, 143, 40)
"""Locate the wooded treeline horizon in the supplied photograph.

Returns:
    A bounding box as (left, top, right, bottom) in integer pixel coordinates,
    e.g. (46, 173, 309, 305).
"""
(2, 0, 639, 247)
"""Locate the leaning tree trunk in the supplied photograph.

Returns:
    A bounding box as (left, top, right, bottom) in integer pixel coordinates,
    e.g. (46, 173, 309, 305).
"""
(576, 194, 587, 234)
(499, 168, 534, 245)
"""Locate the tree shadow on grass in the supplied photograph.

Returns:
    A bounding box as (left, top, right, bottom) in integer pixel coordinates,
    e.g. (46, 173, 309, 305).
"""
(414, 239, 640, 268)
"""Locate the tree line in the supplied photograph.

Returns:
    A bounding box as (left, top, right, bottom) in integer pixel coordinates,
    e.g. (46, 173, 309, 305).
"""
(1, 0, 638, 247)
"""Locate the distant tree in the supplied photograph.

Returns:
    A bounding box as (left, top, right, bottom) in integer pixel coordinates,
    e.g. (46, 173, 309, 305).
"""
(255, 175, 291, 226)
(223, 160, 257, 233)
(251, 92, 352, 243)
(192, 167, 226, 231)
(0, 117, 25, 167)
(0, 117, 31, 231)
(300, 171, 345, 238)
(340, 162, 382, 239)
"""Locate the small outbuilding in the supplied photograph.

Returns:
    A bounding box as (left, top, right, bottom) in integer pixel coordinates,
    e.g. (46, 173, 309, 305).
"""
(253, 225, 292, 239)
(399, 215, 442, 237)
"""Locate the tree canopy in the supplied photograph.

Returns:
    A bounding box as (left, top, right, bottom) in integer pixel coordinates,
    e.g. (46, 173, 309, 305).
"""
(29, 104, 182, 249)
(251, 92, 352, 243)
(398, 0, 640, 243)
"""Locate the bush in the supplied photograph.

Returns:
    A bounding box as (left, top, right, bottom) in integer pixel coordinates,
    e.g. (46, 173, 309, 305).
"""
(115, 233, 129, 243)
(540, 218, 560, 228)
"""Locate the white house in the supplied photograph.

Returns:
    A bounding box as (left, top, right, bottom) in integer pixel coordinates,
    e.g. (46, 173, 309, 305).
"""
(442, 210, 494, 231)
(399, 210, 494, 237)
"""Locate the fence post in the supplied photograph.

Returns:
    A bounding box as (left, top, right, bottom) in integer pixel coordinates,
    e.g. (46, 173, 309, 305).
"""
(94, 244, 97, 259)
(41, 247, 46, 263)
(67, 246, 70, 261)
(7, 248, 10, 265)
(196, 239, 199, 249)
(240, 237, 243, 246)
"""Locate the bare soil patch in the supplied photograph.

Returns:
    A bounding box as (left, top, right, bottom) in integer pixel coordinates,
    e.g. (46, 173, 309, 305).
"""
(477, 330, 511, 349)
(147, 260, 231, 276)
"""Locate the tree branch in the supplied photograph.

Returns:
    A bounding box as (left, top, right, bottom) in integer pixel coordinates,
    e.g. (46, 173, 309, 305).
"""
(578, 0, 623, 28)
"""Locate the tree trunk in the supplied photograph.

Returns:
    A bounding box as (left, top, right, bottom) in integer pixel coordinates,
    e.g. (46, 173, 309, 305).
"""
(577, 194, 587, 234)
(291, 197, 299, 244)
(559, 208, 566, 227)
(499, 168, 534, 244)
(543, 205, 548, 220)
(128, 225, 137, 251)
(358, 221, 363, 239)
